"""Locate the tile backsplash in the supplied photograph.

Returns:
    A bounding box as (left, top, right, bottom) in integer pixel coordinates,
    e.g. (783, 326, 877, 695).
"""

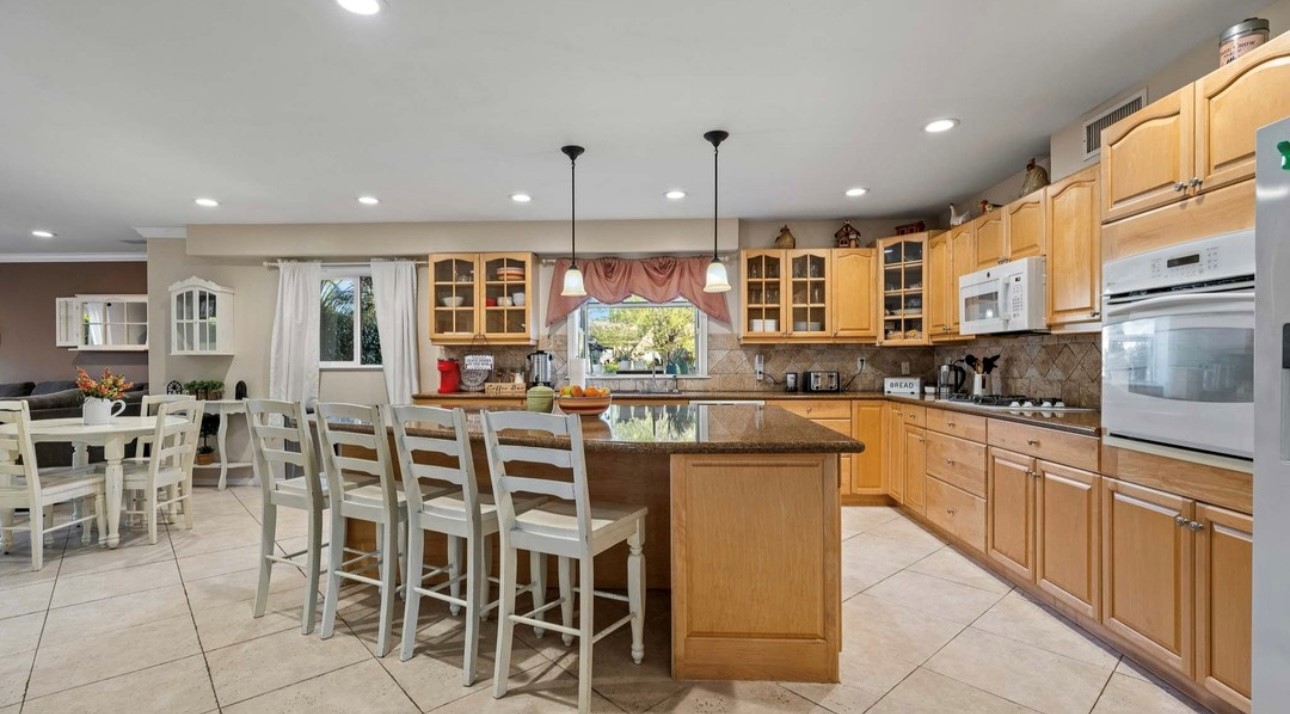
(442, 329, 1101, 408)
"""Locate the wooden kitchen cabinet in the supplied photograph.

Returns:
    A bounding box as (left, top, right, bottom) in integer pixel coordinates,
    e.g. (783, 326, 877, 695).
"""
(1036, 461, 1101, 620)
(1102, 478, 1194, 676)
(430, 252, 535, 345)
(1101, 84, 1195, 223)
(986, 448, 1036, 582)
(1003, 187, 1047, 260)
(1194, 31, 1290, 195)
(903, 422, 927, 516)
(883, 403, 906, 503)
(877, 233, 937, 346)
(851, 402, 885, 497)
(1194, 504, 1252, 713)
(972, 212, 1005, 269)
(831, 248, 877, 340)
(948, 223, 975, 334)
(926, 234, 951, 337)
(741, 250, 786, 341)
(787, 249, 832, 339)
(1046, 166, 1102, 327)
(769, 400, 854, 496)
(925, 476, 987, 553)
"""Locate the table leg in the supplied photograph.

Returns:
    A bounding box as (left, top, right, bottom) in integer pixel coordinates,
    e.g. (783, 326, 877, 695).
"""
(217, 410, 230, 490)
(0, 447, 12, 553)
(103, 437, 125, 549)
(73, 444, 92, 545)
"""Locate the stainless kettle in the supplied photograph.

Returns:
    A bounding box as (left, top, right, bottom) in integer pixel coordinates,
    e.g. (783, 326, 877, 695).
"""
(526, 350, 554, 387)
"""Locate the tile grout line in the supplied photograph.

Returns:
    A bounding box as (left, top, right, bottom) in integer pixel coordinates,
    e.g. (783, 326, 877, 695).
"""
(1085, 655, 1125, 714)
(17, 523, 72, 712)
(162, 519, 225, 713)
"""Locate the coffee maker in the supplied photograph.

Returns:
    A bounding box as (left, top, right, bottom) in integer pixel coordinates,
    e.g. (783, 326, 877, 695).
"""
(526, 350, 554, 387)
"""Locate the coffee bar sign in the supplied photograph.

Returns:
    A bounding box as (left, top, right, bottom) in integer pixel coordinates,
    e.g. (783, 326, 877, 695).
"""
(883, 377, 923, 397)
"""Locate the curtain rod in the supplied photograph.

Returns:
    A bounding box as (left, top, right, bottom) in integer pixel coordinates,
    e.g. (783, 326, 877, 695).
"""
(263, 259, 428, 269)
(536, 252, 734, 266)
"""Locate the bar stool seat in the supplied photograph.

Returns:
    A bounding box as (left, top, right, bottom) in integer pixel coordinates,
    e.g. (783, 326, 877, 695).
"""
(511, 500, 646, 556)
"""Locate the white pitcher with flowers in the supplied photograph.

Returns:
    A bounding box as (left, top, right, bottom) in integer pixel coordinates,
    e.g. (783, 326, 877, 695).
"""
(75, 368, 132, 425)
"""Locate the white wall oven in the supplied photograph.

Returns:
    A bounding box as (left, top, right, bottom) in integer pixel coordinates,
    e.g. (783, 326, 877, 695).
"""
(1102, 230, 1255, 460)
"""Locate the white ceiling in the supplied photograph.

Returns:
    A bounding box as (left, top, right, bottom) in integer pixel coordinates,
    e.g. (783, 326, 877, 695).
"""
(0, 0, 1269, 254)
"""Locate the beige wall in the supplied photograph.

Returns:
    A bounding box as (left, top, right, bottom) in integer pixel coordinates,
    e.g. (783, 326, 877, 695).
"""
(1050, 0, 1290, 178)
(0, 262, 149, 386)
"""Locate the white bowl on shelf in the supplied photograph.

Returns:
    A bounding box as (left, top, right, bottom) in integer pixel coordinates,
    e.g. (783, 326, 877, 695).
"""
(751, 319, 765, 332)
(807, 321, 822, 331)
(440, 296, 465, 308)
(764, 319, 778, 332)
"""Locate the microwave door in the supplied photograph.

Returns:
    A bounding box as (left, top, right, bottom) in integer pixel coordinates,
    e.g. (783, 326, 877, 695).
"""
(961, 278, 1007, 334)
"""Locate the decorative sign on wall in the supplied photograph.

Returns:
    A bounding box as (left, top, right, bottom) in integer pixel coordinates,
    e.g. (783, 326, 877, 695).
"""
(883, 377, 923, 397)
(463, 354, 494, 371)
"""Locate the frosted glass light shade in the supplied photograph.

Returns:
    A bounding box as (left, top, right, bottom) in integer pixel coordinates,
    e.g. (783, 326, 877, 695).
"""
(562, 266, 588, 297)
(703, 259, 731, 293)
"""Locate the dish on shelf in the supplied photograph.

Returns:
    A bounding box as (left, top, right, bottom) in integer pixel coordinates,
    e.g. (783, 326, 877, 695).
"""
(496, 267, 525, 280)
(904, 329, 921, 339)
(808, 321, 823, 331)
(751, 319, 765, 332)
(440, 296, 465, 308)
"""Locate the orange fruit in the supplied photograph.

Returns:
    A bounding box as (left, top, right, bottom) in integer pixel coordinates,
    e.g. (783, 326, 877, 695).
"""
(570, 385, 585, 398)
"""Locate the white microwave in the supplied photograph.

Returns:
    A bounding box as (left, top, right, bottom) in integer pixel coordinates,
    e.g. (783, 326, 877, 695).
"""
(959, 256, 1048, 335)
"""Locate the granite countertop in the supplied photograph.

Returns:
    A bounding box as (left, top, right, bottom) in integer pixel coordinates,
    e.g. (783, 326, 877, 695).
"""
(886, 395, 1102, 437)
(414, 390, 890, 401)
(385, 404, 864, 455)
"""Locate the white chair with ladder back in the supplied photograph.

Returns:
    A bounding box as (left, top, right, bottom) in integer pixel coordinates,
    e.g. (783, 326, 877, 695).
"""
(482, 410, 647, 713)
(0, 401, 107, 570)
(316, 402, 407, 657)
(246, 398, 337, 635)
(391, 405, 549, 684)
(119, 399, 202, 545)
(126, 393, 194, 525)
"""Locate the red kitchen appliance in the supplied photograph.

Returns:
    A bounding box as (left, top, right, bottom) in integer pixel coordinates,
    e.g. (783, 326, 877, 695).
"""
(437, 358, 461, 394)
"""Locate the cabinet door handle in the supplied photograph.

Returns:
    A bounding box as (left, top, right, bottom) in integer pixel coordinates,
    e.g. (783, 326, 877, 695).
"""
(1025, 469, 1036, 478)
(1188, 520, 1206, 532)
(946, 421, 956, 427)
(1026, 439, 1040, 447)
(946, 507, 956, 515)
(1189, 177, 1203, 189)
(1173, 182, 1187, 192)
(945, 458, 955, 466)
(1175, 515, 1190, 528)
(1091, 310, 1101, 318)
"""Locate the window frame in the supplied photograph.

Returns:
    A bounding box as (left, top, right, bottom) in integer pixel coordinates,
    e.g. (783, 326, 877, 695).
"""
(319, 267, 383, 370)
(566, 297, 709, 379)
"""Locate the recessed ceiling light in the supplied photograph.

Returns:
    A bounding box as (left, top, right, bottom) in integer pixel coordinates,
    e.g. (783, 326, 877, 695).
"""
(510, 193, 532, 203)
(845, 187, 869, 197)
(337, 0, 382, 15)
(924, 118, 959, 133)
(31, 230, 55, 239)
(194, 197, 219, 207)
(357, 195, 380, 205)
(665, 190, 686, 200)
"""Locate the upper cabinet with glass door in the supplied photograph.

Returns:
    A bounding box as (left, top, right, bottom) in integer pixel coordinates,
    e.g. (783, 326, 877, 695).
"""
(787, 250, 831, 339)
(57, 294, 150, 351)
(740, 250, 785, 342)
(430, 252, 536, 345)
(878, 232, 939, 346)
(169, 278, 234, 355)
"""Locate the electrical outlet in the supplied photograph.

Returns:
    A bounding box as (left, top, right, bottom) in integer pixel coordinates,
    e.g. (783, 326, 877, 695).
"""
(856, 356, 867, 373)
(754, 354, 765, 381)
(900, 361, 910, 375)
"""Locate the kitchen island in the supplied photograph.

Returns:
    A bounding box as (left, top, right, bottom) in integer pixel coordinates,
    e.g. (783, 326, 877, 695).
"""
(344, 403, 862, 682)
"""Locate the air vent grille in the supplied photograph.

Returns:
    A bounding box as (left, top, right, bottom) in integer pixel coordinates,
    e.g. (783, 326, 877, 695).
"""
(1083, 90, 1145, 160)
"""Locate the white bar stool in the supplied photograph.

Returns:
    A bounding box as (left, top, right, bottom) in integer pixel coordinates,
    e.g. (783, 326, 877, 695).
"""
(246, 399, 333, 635)
(316, 402, 407, 657)
(391, 405, 549, 685)
(482, 411, 647, 714)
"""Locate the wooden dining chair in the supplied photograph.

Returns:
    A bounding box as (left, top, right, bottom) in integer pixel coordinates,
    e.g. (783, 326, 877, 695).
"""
(0, 401, 108, 570)
(119, 399, 202, 544)
(316, 402, 407, 657)
(482, 410, 647, 713)
(391, 405, 549, 684)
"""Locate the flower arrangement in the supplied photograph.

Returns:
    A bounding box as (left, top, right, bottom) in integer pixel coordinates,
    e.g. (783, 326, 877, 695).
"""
(75, 368, 134, 400)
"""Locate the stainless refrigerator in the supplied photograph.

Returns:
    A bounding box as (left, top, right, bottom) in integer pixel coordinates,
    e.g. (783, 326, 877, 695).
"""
(1254, 116, 1290, 708)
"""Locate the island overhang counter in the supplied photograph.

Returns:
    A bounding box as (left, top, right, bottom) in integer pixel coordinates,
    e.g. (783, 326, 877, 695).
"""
(342, 403, 863, 682)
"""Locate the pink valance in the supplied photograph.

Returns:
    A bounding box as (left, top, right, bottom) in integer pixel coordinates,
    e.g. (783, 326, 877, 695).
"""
(545, 256, 732, 326)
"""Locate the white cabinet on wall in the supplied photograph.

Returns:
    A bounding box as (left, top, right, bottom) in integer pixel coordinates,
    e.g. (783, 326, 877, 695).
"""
(169, 277, 235, 356)
(53, 295, 150, 351)
(55, 297, 80, 348)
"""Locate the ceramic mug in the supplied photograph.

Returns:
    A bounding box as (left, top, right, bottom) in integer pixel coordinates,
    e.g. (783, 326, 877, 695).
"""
(512, 292, 526, 306)
(83, 397, 126, 426)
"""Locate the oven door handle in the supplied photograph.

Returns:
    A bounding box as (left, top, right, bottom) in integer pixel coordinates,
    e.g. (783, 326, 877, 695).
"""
(1102, 292, 1254, 323)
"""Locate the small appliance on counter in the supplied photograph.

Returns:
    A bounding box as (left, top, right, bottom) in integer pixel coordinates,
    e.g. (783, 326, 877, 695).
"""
(937, 361, 967, 399)
(526, 350, 554, 387)
(783, 372, 798, 392)
(883, 377, 923, 397)
(802, 370, 840, 393)
(437, 358, 461, 394)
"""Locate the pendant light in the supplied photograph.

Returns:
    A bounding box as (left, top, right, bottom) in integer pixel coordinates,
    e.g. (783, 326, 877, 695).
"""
(560, 144, 588, 297)
(703, 130, 732, 293)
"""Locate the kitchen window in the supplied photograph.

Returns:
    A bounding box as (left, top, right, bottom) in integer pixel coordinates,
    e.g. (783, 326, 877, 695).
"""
(569, 297, 707, 376)
(320, 270, 382, 368)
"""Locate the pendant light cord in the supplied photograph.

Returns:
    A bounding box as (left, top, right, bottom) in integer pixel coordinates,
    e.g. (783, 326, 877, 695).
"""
(712, 142, 719, 260)
(570, 153, 577, 265)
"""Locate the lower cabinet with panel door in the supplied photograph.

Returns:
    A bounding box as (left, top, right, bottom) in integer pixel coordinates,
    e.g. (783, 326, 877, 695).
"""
(902, 418, 927, 516)
(849, 402, 885, 498)
(883, 403, 905, 504)
(1194, 504, 1253, 713)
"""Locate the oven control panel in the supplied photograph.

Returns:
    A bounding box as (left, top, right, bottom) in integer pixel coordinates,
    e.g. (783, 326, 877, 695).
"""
(1105, 229, 1255, 296)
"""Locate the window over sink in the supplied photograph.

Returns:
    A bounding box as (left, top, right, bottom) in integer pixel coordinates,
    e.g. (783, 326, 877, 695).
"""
(568, 297, 707, 377)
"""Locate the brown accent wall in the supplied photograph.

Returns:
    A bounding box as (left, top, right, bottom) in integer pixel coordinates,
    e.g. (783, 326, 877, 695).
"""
(0, 262, 149, 386)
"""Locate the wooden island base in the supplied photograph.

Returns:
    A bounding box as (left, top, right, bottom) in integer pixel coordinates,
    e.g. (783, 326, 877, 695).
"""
(343, 409, 847, 684)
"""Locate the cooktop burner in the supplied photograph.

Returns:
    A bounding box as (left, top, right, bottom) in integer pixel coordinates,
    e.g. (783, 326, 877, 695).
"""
(945, 394, 1089, 411)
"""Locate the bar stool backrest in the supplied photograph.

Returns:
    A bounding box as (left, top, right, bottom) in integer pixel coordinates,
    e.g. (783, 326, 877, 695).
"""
(246, 399, 321, 507)
(316, 402, 397, 515)
(391, 405, 479, 524)
(480, 410, 591, 544)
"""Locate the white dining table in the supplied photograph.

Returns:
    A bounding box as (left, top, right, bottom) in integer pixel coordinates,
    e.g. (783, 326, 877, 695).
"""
(0, 416, 175, 549)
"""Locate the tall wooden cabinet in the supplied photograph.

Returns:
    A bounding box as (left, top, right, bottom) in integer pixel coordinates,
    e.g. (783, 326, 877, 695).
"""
(430, 252, 537, 345)
(1046, 166, 1102, 327)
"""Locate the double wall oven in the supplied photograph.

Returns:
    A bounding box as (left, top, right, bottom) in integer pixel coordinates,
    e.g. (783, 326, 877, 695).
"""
(1101, 230, 1255, 461)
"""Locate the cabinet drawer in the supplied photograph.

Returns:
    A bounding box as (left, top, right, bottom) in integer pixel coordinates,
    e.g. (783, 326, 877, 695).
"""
(902, 405, 927, 427)
(926, 408, 987, 442)
(987, 419, 1098, 472)
(926, 476, 986, 552)
(925, 432, 987, 497)
(770, 400, 851, 420)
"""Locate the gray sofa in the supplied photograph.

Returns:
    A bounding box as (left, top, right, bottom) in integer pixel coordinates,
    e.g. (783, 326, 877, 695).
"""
(1, 380, 148, 466)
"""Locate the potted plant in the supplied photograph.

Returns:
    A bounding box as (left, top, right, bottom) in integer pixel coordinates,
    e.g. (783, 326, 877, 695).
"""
(206, 380, 224, 400)
(75, 368, 133, 425)
(184, 380, 203, 400)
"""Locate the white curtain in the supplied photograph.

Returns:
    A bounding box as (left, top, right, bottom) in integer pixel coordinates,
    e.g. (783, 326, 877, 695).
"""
(370, 260, 420, 405)
(269, 262, 322, 406)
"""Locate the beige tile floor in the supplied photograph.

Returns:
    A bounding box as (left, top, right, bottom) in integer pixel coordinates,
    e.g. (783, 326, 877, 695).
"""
(0, 486, 1209, 713)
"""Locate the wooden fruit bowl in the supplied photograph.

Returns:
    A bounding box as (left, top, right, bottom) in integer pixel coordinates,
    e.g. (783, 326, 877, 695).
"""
(556, 395, 612, 418)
